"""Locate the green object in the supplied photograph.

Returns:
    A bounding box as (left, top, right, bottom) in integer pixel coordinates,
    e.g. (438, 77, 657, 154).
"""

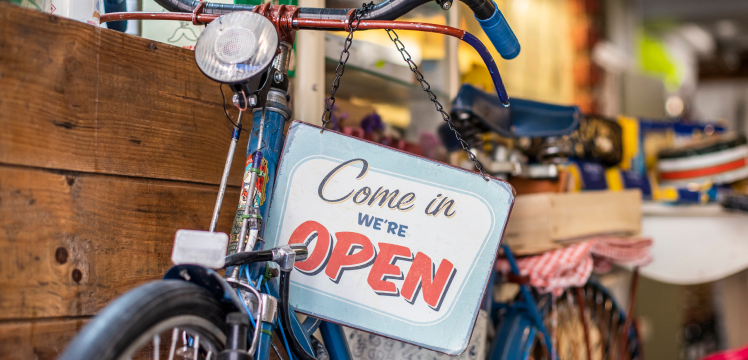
(637, 31, 681, 90)
(7, 0, 46, 11)
(234, 0, 297, 5)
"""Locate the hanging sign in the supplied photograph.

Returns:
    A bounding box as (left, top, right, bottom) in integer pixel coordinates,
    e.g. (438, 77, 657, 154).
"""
(263, 122, 514, 355)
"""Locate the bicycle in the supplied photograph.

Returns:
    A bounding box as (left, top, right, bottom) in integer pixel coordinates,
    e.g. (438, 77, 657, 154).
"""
(442, 84, 646, 360)
(60, 0, 521, 359)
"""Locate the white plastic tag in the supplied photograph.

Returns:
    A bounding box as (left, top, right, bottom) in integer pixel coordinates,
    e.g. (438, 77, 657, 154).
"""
(171, 230, 229, 269)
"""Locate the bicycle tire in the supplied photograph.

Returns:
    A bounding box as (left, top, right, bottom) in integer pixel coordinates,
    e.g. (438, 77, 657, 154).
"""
(60, 280, 228, 360)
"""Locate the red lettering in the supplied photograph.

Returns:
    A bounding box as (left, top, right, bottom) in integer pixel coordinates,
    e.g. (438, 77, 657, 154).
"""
(367, 243, 412, 296)
(325, 232, 376, 283)
(288, 221, 332, 275)
(401, 252, 456, 310)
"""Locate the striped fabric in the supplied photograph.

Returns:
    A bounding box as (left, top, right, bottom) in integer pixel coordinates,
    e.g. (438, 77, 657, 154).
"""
(497, 237, 652, 295)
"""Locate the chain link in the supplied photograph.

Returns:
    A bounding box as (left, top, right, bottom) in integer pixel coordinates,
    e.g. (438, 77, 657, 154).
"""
(320, 2, 374, 132)
(385, 29, 488, 181)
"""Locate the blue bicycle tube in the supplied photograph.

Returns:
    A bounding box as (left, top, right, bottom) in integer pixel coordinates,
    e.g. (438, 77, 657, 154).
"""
(103, 0, 128, 32)
(461, 33, 510, 105)
(502, 245, 553, 353)
(247, 109, 287, 232)
(264, 281, 316, 357)
(476, 2, 520, 60)
(490, 311, 535, 360)
(267, 282, 296, 360)
(236, 288, 257, 326)
(319, 322, 352, 360)
(255, 322, 275, 360)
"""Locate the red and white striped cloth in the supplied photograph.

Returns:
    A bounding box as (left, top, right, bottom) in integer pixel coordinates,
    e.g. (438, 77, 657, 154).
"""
(496, 237, 653, 295)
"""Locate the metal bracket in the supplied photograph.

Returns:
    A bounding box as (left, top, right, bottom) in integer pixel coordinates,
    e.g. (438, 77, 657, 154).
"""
(273, 245, 296, 272)
(259, 293, 279, 324)
(272, 244, 309, 272)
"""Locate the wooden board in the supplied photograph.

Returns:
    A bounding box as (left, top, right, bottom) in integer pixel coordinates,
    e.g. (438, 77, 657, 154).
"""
(0, 1, 249, 186)
(0, 165, 240, 320)
(0, 4, 268, 356)
(503, 190, 642, 255)
(0, 317, 89, 359)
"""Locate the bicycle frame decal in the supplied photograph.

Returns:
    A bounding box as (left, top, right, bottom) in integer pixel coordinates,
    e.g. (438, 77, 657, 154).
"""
(264, 122, 514, 354)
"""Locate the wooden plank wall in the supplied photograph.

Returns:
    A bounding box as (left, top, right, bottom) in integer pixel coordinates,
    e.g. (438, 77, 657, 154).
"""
(0, 3, 251, 358)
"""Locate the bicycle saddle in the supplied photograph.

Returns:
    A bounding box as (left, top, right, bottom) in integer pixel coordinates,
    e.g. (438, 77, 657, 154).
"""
(449, 84, 581, 139)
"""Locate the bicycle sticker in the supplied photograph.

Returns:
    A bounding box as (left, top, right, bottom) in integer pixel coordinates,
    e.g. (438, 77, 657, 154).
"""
(264, 122, 514, 354)
(240, 156, 269, 207)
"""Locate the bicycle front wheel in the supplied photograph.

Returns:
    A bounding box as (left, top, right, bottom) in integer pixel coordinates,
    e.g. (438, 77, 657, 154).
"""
(60, 280, 228, 360)
(493, 281, 643, 360)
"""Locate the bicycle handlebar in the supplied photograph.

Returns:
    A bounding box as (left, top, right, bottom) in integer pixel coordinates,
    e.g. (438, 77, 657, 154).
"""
(477, 6, 520, 59)
(154, 0, 493, 20)
(99, 11, 512, 105)
(151, 0, 519, 59)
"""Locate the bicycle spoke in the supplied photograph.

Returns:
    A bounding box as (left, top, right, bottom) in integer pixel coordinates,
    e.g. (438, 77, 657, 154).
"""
(193, 335, 200, 360)
(168, 328, 178, 360)
(153, 334, 161, 360)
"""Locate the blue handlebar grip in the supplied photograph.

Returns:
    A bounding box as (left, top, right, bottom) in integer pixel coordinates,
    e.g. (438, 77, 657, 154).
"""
(476, 4, 520, 60)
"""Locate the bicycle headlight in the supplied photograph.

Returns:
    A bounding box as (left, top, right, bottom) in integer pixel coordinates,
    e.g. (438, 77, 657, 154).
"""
(195, 11, 279, 84)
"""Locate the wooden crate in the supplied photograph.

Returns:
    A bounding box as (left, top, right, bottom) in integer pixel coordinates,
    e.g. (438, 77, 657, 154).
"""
(0, 3, 250, 358)
(503, 189, 642, 255)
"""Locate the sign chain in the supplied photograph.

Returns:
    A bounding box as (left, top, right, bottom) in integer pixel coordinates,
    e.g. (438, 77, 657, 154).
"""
(320, 2, 374, 132)
(385, 29, 488, 181)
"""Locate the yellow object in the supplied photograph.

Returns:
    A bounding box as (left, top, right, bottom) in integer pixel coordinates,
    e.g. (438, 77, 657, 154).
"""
(642, 129, 675, 171)
(561, 163, 583, 192)
(637, 31, 681, 91)
(650, 172, 714, 204)
(616, 116, 640, 171)
(461, 64, 495, 93)
(605, 168, 624, 191)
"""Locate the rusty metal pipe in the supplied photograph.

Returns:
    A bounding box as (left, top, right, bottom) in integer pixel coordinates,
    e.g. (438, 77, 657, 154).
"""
(294, 18, 467, 39)
(100, 13, 467, 41)
(619, 267, 640, 360)
(100, 12, 217, 23)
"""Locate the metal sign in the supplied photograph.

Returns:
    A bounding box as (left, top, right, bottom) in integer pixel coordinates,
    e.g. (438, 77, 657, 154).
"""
(264, 122, 514, 355)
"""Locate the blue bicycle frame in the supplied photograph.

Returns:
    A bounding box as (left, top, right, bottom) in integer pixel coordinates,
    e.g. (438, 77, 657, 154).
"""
(229, 86, 353, 360)
(489, 245, 555, 359)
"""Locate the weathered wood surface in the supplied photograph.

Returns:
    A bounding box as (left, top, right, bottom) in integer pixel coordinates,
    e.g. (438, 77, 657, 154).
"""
(0, 3, 259, 358)
(0, 318, 89, 359)
(0, 165, 240, 320)
(0, 1, 249, 187)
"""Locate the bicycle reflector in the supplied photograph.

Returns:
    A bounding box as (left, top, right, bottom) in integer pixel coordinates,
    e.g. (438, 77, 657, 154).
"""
(195, 11, 279, 84)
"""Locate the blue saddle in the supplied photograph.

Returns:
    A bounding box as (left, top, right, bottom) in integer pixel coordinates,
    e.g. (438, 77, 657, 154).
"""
(449, 84, 580, 139)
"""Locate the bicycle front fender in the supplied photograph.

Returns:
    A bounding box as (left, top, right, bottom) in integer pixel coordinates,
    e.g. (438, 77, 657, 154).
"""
(164, 264, 249, 317)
